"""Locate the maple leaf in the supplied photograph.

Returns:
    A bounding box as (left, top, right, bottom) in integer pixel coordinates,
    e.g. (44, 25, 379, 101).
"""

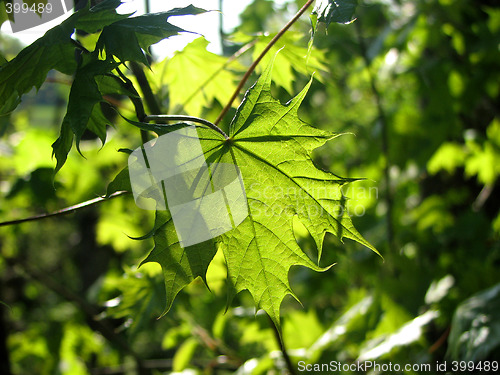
(118, 57, 378, 329)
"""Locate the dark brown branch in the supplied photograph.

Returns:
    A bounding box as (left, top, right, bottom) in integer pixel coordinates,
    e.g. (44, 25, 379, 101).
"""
(129, 62, 162, 116)
(0, 191, 129, 227)
(214, 0, 315, 126)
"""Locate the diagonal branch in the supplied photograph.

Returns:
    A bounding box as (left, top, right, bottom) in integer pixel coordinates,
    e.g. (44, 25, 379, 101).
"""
(0, 191, 129, 227)
(214, 0, 315, 126)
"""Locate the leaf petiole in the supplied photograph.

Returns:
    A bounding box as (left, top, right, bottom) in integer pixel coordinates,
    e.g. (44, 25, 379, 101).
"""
(144, 115, 229, 140)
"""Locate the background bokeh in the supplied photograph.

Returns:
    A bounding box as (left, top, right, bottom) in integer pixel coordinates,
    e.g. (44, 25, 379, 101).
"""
(1, 0, 499, 374)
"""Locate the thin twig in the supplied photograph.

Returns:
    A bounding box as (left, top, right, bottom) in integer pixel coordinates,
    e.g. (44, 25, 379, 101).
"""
(214, 0, 315, 126)
(0, 191, 129, 227)
(144, 115, 229, 139)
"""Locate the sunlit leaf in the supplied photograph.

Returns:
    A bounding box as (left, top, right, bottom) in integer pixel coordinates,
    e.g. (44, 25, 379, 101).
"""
(173, 337, 199, 372)
(139, 57, 377, 329)
(250, 32, 328, 93)
(154, 37, 244, 116)
(358, 310, 439, 361)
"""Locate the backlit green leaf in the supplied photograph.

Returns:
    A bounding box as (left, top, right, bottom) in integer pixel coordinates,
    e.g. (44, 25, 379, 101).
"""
(250, 32, 328, 93)
(140, 58, 377, 328)
(154, 37, 244, 116)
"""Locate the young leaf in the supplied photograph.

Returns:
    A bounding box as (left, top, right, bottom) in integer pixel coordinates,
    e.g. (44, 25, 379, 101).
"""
(154, 37, 244, 116)
(247, 32, 328, 94)
(139, 58, 378, 328)
(312, 0, 358, 27)
(106, 166, 132, 197)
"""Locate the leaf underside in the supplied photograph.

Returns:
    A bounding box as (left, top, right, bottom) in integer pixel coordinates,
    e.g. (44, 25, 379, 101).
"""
(140, 58, 378, 329)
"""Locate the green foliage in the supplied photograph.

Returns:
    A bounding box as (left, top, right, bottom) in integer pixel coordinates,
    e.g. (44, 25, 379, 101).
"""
(2, 0, 500, 373)
(0, 0, 124, 113)
(242, 31, 328, 93)
(0, 0, 207, 172)
(94, 6, 205, 66)
(152, 37, 244, 116)
(312, 0, 358, 27)
(447, 283, 500, 361)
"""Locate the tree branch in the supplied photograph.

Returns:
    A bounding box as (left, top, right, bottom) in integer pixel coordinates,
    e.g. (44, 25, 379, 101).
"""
(214, 0, 315, 126)
(0, 191, 129, 227)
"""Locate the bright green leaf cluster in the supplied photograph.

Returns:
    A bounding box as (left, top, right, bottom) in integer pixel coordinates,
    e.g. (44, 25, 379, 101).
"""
(152, 37, 245, 116)
(237, 31, 328, 94)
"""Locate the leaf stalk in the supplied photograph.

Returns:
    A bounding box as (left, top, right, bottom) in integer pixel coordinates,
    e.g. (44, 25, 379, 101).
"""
(144, 115, 229, 139)
(0, 191, 128, 227)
